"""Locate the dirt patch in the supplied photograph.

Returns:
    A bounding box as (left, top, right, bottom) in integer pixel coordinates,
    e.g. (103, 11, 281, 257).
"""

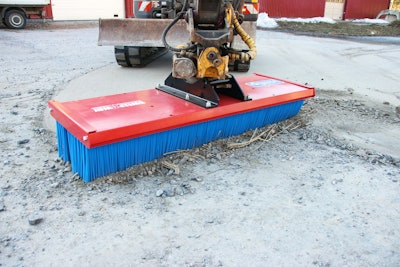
(0, 19, 99, 30)
(309, 89, 400, 161)
(28, 20, 99, 30)
(264, 20, 400, 37)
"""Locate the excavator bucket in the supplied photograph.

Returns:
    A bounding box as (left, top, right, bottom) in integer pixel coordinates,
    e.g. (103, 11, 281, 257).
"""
(98, 18, 256, 50)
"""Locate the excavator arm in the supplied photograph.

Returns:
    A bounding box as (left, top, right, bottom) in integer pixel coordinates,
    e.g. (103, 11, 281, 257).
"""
(98, 0, 258, 107)
(158, 0, 257, 107)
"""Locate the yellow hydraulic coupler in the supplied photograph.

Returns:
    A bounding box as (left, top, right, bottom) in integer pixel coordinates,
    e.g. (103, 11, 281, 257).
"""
(196, 47, 229, 80)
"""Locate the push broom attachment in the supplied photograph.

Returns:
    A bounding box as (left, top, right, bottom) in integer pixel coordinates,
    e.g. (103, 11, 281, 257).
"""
(49, 74, 314, 182)
(49, 0, 315, 182)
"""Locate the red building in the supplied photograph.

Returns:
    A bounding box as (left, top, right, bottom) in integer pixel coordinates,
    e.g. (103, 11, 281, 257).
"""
(39, 0, 391, 21)
(259, 0, 391, 20)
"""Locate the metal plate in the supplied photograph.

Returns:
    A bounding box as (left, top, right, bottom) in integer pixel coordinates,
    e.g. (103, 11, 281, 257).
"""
(98, 18, 256, 50)
(98, 18, 189, 47)
(49, 73, 315, 148)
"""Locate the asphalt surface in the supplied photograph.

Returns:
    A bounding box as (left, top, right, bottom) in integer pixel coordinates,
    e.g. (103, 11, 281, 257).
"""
(52, 30, 400, 100)
(46, 30, 400, 129)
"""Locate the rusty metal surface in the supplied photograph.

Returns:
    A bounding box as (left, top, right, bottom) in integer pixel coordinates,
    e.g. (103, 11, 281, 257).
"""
(98, 18, 189, 47)
(98, 18, 256, 50)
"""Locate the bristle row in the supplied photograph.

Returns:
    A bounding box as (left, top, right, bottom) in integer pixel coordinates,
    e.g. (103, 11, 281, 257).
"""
(56, 100, 304, 182)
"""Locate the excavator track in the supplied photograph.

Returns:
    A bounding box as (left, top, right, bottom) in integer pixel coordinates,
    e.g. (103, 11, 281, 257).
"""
(114, 46, 168, 67)
(228, 59, 250, 72)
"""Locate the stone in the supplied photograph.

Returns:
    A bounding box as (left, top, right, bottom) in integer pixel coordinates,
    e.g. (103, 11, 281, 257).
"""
(156, 189, 164, 197)
(0, 202, 6, 212)
(164, 187, 176, 197)
(28, 215, 43, 225)
(17, 139, 30, 145)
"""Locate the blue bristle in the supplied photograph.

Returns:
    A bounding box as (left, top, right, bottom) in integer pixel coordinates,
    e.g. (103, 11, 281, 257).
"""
(56, 121, 70, 162)
(55, 100, 304, 182)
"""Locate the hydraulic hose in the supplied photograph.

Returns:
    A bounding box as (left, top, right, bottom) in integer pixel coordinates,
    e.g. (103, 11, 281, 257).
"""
(234, 0, 245, 18)
(228, 3, 257, 62)
(162, 0, 197, 52)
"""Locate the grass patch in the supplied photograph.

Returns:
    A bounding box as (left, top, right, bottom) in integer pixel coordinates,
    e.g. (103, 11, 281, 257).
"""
(271, 21, 400, 37)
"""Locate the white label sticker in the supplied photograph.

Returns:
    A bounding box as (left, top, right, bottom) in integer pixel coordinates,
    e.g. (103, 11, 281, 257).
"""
(246, 79, 283, 88)
(91, 100, 145, 112)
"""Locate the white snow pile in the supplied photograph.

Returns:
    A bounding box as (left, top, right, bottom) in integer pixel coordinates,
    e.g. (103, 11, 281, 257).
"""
(256, 13, 279, 28)
(277, 17, 336, 24)
(256, 13, 391, 30)
(349, 18, 390, 24)
(256, 13, 337, 29)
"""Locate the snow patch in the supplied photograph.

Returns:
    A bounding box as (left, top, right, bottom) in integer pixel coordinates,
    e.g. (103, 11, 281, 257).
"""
(256, 13, 278, 29)
(277, 17, 336, 24)
(349, 18, 390, 24)
(256, 12, 391, 27)
(256, 13, 338, 29)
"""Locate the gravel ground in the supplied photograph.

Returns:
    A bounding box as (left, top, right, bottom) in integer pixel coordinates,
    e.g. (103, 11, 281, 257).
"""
(1, 21, 400, 266)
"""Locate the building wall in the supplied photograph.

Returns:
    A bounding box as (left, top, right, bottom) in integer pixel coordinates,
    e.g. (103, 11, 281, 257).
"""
(38, 0, 393, 21)
(51, 0, 125, 20)
(344, 0, 391, 19)
(259, 0, 326, 18)
(324, 0, 345, 20)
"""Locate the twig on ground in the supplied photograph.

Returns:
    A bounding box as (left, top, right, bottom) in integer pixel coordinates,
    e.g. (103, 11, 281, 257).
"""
(162, 161, 180, 175)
